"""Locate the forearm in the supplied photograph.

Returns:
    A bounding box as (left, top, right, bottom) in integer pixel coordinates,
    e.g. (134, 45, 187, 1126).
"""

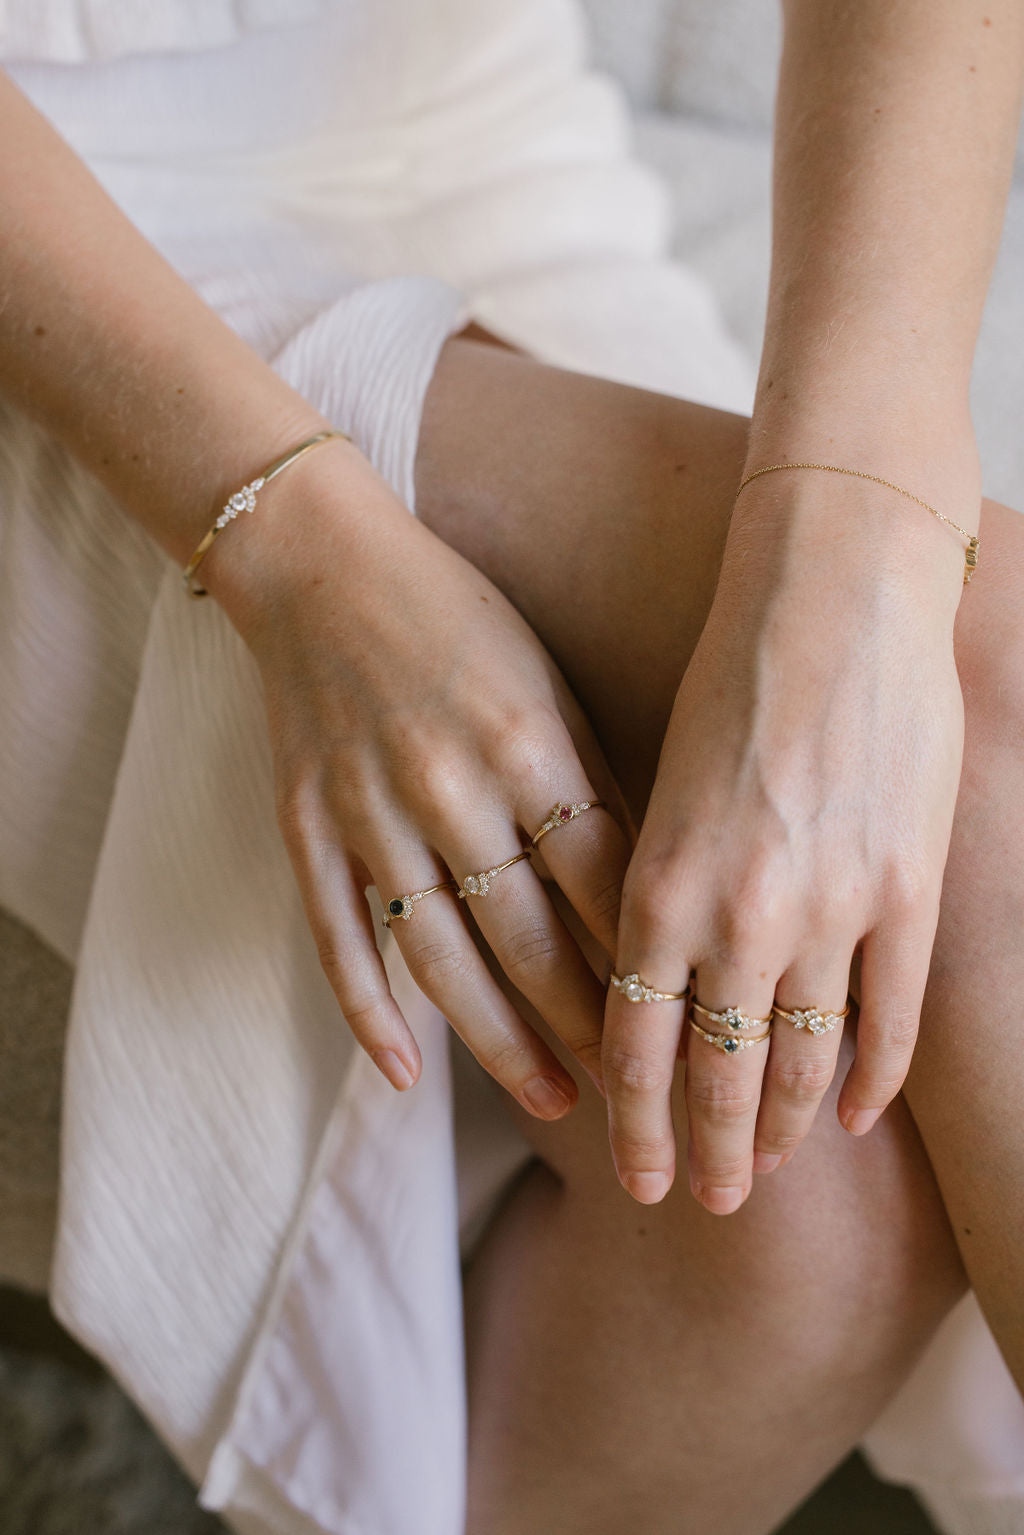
(0, 69, 344, 588)
(751, 0, 1024, 466)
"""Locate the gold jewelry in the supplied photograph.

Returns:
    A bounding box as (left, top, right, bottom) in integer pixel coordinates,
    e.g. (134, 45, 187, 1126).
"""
(690, 1000, 773, 1033)
(690, 1018, 772, 1054)
(531, 799, 606, 844)
(183, 428, 351, 597)
(457, 850, 532, 898)
(736, 462, 980, 585)
(381, 881, 457, 928)
(772, 1001, 851, 1038)
(610, 972, 689, 1004)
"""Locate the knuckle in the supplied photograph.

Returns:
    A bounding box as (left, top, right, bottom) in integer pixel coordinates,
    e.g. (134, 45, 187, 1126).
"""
(403, 940, 475, 994)
(881, 1009, 920, 1053)
(484, 1035, 536, 1087)
(497, 924, 563, 984)
(603, 1043, 672, 1096)
(613, 1128, 672, 1167)
(692, 1151, 751, 1184)
(756, 1129, 805, 1155)
(275, 781, 322, 847)
(769, 1056, 836, 1104)
(883, 861, 932, 921)
(686, 1075, 758, 1126)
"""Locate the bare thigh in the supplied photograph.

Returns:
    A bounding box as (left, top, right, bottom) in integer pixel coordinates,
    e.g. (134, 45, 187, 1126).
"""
(415, 335, 1024, 1372)
(409, 336, 1021, 1532)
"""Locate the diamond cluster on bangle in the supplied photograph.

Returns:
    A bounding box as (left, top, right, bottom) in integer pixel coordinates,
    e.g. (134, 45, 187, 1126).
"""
(214, 475, 266, 531)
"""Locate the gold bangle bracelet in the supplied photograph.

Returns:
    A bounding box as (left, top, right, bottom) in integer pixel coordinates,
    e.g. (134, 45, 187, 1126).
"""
(736, 462, 980, 586)
(182, 428, 351, 598)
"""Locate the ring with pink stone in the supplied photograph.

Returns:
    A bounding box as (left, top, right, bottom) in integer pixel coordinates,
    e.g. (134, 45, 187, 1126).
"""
(531, 799, 606, 845)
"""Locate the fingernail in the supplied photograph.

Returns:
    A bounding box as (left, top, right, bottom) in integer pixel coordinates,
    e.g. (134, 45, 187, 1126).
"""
(753, 1151, 782, 1175)
(844, 1108, 881, 1136)
(621, 1171, 672, 1204)
(372, 1049, 415, 1091)
(695, 1184, 747, 1215)
(522, 1075, 575, 1119)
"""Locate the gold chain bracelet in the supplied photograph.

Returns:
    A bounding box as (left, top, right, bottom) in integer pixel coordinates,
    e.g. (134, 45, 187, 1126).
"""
(182, 428, 351, 598)
(736, 462, 980, 585)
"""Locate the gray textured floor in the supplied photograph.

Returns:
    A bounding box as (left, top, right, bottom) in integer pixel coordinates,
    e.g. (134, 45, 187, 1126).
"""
(0, 914, 936, 1533)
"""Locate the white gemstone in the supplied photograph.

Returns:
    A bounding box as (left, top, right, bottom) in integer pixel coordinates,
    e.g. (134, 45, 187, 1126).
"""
(625, 982, 645, 1003)
(464, 875, 480, 895)
(229, 492, 248, 511)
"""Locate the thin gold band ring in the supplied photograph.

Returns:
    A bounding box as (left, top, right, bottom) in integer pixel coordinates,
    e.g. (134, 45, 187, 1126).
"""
(457, 850, 532, 899)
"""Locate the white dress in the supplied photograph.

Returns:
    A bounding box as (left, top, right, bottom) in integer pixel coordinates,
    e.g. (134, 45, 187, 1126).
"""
(0, 5, 1021, 1534)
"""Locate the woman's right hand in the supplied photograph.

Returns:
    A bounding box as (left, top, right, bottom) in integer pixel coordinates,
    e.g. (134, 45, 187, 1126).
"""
(209, 436, 629, 1119)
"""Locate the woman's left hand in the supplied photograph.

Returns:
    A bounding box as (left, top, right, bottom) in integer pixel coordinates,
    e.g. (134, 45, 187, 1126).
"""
(602, 444, 976, 1211)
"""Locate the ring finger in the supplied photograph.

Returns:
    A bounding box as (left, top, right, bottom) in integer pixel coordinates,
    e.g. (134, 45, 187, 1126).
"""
(376, 844, 581, 1119)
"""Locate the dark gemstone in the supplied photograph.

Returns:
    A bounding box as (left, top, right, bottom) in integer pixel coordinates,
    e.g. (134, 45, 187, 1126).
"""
(724, 1038, 738, 1053)
(389, 898, 405, 916)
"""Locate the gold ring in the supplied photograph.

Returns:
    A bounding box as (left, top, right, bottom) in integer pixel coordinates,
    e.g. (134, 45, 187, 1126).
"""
(689, 1018, 772, 1055)
(610, 972, 689, 1004)
(690, 1000, 773, 1033)
(772, 1002, 851, 1037)
(531, 799, 606, 845)
(381, 880, 457, 928)
(457, 850, 532, 898)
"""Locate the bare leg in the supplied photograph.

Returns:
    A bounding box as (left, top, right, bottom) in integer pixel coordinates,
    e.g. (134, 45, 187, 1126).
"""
(410, 336, 1024, 1532)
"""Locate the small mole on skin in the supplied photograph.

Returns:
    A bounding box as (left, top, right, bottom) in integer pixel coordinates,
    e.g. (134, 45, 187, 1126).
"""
(765, 378, 774, 390)
(969, 64, 977, 72)
(983, 15, 991, 24)
(674, 462, 688, 473)
(176, 386, 185, 395)
(131, 453, 139, 462)
(34, 325, 46, 336)
(964, 1227, 973, 1236)
(781, 391, 789, 401)
(637, 1227, 647, 1238)
(873, 107, 882, 116)
(100, 456, 110, 467)
(480, 594, 489, 603)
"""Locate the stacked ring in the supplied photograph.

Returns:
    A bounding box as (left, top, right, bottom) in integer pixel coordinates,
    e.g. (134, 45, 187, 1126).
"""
(772, 1002, 851, 1037)
(610, 971, 689, 1004)
(531, 799, 605, 844)
(689, 1018, 772, 1055)
(457, 849, 532, 899)
(690, 1000, 773, 1034)
(381, 880, 457, 927)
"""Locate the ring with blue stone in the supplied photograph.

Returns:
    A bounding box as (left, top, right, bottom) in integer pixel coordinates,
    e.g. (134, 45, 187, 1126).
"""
(381, 879, 457, 928)
(690, 1000, 772, 1033)
(689, 1018, 772, 1055)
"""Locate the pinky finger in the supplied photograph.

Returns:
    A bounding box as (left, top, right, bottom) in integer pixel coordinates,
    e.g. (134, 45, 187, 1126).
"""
(283, 812, 422, 1090)
(837, 917, 934, 1136)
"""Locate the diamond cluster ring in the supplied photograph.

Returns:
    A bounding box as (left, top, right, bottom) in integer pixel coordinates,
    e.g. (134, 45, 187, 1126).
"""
(531, 799, 605, 845)
(610, 972, 688, 1004)
(381, 880, 457, 928)
(689, 1018, 772, 1054)
(772, 1002, 851, 1037)
(690, 1000, 773, 1033)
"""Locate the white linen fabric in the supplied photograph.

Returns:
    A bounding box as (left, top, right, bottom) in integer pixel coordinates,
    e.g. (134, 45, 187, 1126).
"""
(0, 3, 1021, 1532)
